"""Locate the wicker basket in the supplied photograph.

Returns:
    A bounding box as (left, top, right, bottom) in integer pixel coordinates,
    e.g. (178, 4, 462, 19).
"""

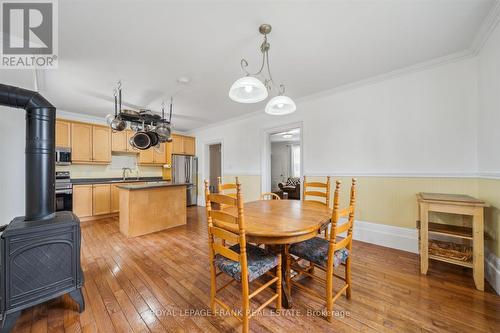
(428, 240, 472, 262)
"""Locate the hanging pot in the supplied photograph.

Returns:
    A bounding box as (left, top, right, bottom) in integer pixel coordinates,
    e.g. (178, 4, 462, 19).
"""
(146, 131, 159, 147)
(131, 131, 151, 150)
(155, 123, 171, 142)
(110, 117, 126, 131)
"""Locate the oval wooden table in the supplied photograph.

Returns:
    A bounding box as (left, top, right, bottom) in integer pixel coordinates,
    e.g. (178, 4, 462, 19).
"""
(225, 199, 332, 308)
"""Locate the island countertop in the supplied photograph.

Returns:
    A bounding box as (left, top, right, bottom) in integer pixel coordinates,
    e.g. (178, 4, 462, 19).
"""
(117, 181, 191, 190)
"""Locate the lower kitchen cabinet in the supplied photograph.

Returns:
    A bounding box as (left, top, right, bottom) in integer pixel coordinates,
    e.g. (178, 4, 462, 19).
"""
(74, 182, 146, 219)
(111, 183, 121, 213)
(73, 185, 93, 218)
(92, 184, 111, 215)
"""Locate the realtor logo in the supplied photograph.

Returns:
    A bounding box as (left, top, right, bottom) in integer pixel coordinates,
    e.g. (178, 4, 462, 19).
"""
(1, 0, 58, 68)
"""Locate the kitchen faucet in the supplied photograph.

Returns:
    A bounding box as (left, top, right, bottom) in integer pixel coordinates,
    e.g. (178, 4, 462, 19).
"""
(122, 167, 132, 181)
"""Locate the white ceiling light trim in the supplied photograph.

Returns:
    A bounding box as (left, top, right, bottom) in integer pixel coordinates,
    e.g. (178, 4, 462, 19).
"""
(228, 76, 268, 103)
(265, 95, 296, 116)
(229, 23, 296, 115)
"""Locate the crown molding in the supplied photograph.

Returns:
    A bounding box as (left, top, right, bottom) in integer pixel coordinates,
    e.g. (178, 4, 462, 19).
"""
(470, 0, 500, 55)
(190, 2, 500, 134)
(189, 50, 475, 134)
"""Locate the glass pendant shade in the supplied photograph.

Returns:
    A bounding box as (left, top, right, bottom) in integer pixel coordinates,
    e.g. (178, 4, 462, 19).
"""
(229, 76, 268, 103)
(265, 95, 296, 115)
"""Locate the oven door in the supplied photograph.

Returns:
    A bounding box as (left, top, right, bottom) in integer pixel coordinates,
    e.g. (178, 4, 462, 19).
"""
(55, 189, 73, 211)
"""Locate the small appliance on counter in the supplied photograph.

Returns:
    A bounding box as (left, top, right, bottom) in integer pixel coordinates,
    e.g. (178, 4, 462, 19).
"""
(55, 147, 71, 165)
(55, 171, 73, 211)
(172, 155, 198, 206)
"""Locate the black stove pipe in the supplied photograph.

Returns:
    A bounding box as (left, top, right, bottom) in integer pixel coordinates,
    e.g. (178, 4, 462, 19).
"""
(0, 83, 55, 221)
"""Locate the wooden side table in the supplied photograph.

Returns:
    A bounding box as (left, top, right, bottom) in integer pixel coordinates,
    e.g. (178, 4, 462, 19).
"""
(417, 193, 488, 291)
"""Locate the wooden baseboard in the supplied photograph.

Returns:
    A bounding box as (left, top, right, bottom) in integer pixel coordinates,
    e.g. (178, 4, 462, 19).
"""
(79, 213, 118, 222)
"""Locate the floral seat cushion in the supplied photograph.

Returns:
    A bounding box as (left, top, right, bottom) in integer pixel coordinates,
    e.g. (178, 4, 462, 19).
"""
(289, 237, 349, 268)
(214, 243, 279, 282)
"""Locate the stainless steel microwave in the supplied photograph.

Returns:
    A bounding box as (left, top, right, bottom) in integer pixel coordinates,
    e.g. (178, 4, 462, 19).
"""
(55, 147, 71, 165)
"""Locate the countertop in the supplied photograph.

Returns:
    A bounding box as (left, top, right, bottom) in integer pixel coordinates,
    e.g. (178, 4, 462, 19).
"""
(71, 177, 163, 185)
(117, 181, 191, 190)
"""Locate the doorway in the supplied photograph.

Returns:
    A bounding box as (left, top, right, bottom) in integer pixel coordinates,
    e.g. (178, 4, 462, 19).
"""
(208, 143, 222, 193)
(269, 127, 301, 199)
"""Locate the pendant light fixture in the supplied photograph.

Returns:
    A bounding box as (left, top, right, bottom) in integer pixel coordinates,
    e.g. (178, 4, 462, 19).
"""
(229, 24, 296, 115)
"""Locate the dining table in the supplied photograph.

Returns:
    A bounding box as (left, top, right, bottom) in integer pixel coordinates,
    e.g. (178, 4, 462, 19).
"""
(226, 199, 332, 308)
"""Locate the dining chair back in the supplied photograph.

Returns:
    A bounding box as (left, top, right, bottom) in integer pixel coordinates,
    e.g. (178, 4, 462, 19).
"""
(204, 179, 282, 333)
(286, 178, 357, 322)
(260, 192, 281, 200)
(302, 175, 331, 206)
(217, 176, 237, 197)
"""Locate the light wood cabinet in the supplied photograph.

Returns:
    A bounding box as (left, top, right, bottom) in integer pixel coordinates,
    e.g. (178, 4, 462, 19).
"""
(71, 123, 93, 162)
(70, 122, 111, 164)
(171, 134, 196, 155)
(73, 185, 93, 218)
(112, 130, 128, 152)
(153, 143, 168, 164)
(183, 136, 195, 155)
(172, 134, 184, 155)
(139, 147, 154, 164)
(92, 126, 111, 163)
(139, 142, 169, 165)
(55, 120, 71, 148)
(113, 130, 138, 153)
(111, 184, 121, 213)
(92, 184, 111, 215)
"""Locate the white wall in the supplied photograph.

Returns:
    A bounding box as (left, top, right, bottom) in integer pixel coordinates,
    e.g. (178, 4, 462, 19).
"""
(478, 20, 500, 175)
(0, 106, 26, 224)
(192, 58, 479, 181)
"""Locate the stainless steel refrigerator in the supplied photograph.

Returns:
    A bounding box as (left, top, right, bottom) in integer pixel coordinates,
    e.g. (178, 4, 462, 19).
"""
(172, 155, 198, 206)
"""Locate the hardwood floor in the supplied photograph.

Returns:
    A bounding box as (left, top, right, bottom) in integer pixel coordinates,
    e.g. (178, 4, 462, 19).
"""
(11, 207, 500, 333)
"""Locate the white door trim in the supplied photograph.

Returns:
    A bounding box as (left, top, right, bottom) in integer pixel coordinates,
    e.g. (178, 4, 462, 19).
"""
(260, 121, 303, 193)
(202, 138, 224, 193)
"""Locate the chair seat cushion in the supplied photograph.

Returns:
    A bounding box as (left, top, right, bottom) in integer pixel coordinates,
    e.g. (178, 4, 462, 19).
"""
(214, 243, 279, 282)
(289, 237, 349, 268)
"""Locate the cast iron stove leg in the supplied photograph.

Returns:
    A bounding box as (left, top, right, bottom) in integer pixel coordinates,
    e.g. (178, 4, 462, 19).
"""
(1, 310, 21, 333)
(69, 288, 85, 312)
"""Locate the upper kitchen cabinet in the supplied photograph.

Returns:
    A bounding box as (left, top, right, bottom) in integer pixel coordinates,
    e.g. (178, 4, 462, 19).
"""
(69, 121, 111, 164)
(55, 120, 71, 148)
(171, 134, 196, 155)
(153, 142, 168, 164)
(71, 122, 93, 162)
(113, 130, 138, 153)
(139, 147, 154, 164)
(92, 126, 112, 163)
(112, 130, 127, 152)
(139, 142, 169, 165)
(183, 136, 195, 155)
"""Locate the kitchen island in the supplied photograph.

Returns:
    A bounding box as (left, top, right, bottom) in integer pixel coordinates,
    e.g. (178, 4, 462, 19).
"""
(117, 182, 188, 237)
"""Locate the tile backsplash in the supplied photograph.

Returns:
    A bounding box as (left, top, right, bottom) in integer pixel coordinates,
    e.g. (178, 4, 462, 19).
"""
(56, 154, 163, 179)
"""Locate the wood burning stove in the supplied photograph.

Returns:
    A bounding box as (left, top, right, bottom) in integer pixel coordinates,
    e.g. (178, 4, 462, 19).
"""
(0, 84, 84, 332)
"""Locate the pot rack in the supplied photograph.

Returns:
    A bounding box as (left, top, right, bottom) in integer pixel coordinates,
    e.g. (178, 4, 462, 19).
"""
(113, 81, 173, 128)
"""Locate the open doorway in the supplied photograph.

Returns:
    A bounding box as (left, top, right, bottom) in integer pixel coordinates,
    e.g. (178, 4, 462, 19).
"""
(208, 143, 222, 193)
(269, 128, 301, 199)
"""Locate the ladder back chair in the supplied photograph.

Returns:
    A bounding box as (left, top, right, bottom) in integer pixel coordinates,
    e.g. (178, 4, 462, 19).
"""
(286, 178, 357, 322)
(260, 192, 281, 200)
(217, 176, 237, 197)
(204, 179, 282, 333)
(303, 175, 331, 238)
(302, 175, 331, 206)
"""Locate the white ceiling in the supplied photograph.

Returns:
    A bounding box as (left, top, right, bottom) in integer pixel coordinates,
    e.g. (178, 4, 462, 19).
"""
(0, 0, 496, 131)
